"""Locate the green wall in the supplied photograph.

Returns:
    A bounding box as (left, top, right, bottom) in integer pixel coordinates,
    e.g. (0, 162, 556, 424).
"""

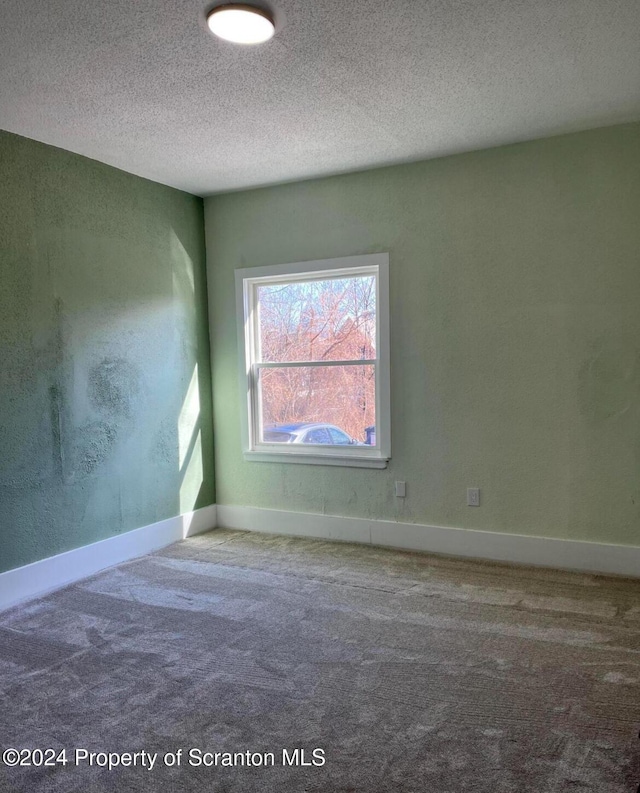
(205, 123, 640, 547)
(0, 130, 214, 574)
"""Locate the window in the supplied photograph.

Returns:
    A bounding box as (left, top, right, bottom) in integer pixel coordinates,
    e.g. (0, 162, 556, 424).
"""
(236, 253, 390, 468)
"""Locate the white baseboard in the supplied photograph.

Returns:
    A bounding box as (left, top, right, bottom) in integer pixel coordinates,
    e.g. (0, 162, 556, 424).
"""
(216, 505, 640, 579)
(0, 504, 217, 612)
(3, 502, 637, 613)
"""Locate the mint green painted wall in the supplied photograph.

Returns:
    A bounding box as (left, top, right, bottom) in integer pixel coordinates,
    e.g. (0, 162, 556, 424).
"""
(0, 130, 214, 574)
(205, 123, 640, 547)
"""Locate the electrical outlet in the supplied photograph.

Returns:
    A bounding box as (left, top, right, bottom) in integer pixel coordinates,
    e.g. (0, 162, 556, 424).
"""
(467, 487, 480, 507)
(395, 481, 406, 498)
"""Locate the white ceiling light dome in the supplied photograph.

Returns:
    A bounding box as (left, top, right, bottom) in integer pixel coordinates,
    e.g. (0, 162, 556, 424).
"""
(207, 4, 275, 45)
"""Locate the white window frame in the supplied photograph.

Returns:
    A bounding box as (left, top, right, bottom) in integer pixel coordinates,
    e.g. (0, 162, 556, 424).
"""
(235, 253, 391, 468)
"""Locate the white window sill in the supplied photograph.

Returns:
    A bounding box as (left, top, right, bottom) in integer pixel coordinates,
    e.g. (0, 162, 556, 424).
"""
(243, 451, 389, 469)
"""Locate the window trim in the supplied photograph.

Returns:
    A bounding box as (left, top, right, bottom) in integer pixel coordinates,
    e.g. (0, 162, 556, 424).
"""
(235, 253, 391, 468)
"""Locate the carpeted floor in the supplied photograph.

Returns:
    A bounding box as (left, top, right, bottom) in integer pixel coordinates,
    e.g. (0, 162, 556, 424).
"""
(1, 529, 639, 792)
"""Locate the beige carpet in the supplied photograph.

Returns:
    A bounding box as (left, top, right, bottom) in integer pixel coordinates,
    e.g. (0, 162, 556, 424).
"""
(1, 528, 639, 792)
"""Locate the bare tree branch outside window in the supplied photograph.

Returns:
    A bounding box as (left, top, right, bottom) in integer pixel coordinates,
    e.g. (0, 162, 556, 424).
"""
(257, 276, 376, 441)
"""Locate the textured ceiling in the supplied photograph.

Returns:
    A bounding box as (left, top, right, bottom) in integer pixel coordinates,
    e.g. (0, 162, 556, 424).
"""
(1, 0, 639, 196)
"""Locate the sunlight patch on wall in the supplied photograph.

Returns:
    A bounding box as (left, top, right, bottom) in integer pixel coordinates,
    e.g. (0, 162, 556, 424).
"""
(179, 363, 203, 513)
(179, 365, 200, 470)
(171, 229, 195, 294)
(180, 428, 203, 514)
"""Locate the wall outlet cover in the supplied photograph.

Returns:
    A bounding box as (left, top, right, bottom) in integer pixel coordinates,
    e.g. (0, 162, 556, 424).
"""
(467, 487, 480, 506)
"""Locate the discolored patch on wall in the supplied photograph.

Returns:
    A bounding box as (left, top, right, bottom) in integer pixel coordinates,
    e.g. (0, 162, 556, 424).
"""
(48, 297, 66, 372)
(71, 420, 118, 477)
(577, 343, 640, 423)
(152, 417, 178, 466)
(47, 384, 64, 477)
(88, 357, 143, 420)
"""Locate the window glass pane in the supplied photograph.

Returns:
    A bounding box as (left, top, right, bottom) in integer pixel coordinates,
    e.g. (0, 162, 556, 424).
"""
(328, 427, 352, 445)
(303, 428, 332, 444)
(262, 430, 294, 443)
(258, 364, 375, 445)
(257, 275, 376, 363)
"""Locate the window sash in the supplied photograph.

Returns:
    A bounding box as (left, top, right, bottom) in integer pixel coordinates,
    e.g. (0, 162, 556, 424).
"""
(250, 266, 380, 367)
(252, 360, 379, 450)
(253, 359, 376, 369)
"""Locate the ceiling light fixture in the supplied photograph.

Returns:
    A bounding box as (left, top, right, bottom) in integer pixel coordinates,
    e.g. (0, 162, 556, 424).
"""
(207, 4, 275, 44)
